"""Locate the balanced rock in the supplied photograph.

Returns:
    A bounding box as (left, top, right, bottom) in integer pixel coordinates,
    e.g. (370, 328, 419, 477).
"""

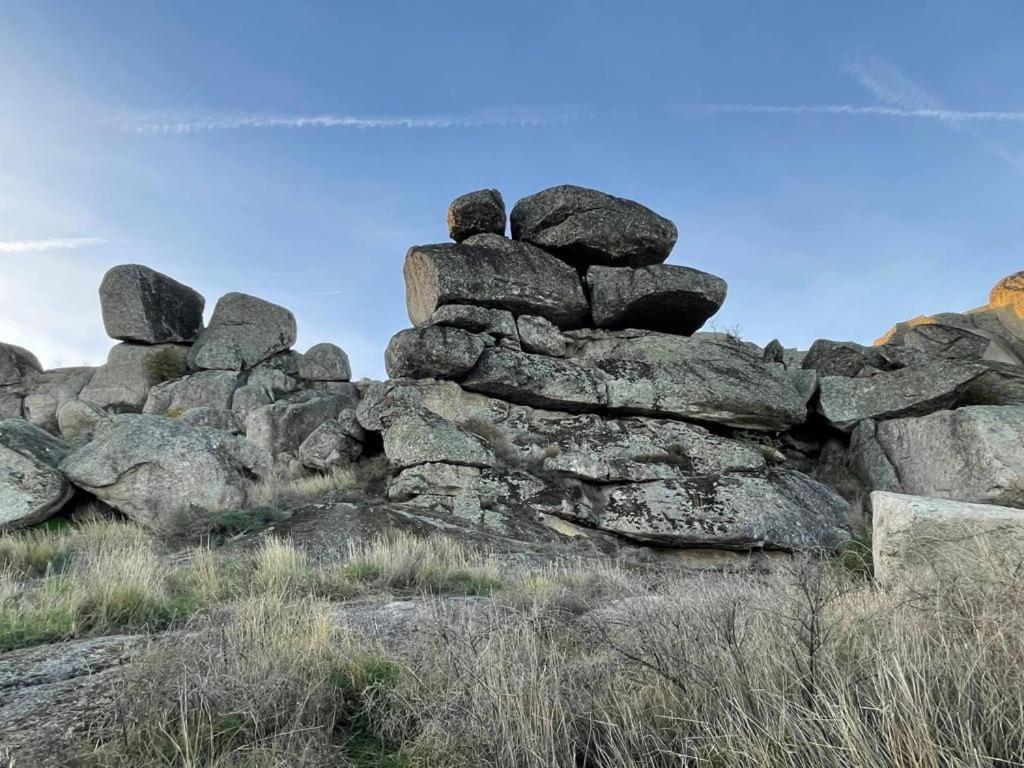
(79, 343, 188, 412)
(872, 491, 1024, 587)
(0, 420, 73, 527)
(188, 292, 297, 371)
(587, 264, 726, 335)
(297, 343, 351, 382)
(99, 264, 205, 344)
(447, 189, 506, 242)
(61, 414, 265, 531)
(510, 185, 678, 268)
(852, 406, 1024, 508)
(0, 342, 42, 386)
(403, 233, 589, 328)
(297, 411, 364, 470)
(385, 326, 489, 380)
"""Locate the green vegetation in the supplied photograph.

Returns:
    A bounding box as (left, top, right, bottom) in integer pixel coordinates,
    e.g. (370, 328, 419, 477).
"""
(144, 347, 188, 383)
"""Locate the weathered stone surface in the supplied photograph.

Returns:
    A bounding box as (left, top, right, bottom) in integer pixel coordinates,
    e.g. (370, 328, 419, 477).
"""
(817, 360, 983, 432)
(382, 407, 496, 469)
(356, 378, 507, 433)
(253, 350, 303, 376)
(461, 347, 607, 412)
(388, 462, 568, 520)
(516, 314, 566, 357)
(22, 367, 96, 433)
(298, 343, 351, 381)
(851, 406, 1024, 508)
(244, 391, 347, 461)
(0, 420, 72, 527)
(567, 329, 807, 431)
(429, 304, 519, 342)
(582, 470, 849, 550)
(403, 234, 589, 328)
(361, 378, 766, 484)
(526, 413, 766, 483)
(143, 370, 242, 416)
(385, 326, 488, 380)
(297, 411, 364, 470)
(56, 399, 107, 442)
(882, 319, 1021, 365)
(79, 343, 189, 413)
(587, 264, 726, 335)
(510, 185, 678, 268)
(187, 292, 297, 371)
(447, 188, 506, 242)
(872, 491, 1024, 587)
(229, 368, 305, 423)
(0, 342, 42, 386)
(98, 264, 204, 344)
(990, 271, 1024, 318)
(178, 406, 243, 434)
(802, 340, 891, 377)
(61, 414, 264, 530)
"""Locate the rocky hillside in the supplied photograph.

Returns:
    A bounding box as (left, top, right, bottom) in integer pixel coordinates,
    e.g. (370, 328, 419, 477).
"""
(3, 184, 1024, 569)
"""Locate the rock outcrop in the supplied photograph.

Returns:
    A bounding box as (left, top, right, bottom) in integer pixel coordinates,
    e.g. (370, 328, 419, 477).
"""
(99, 264, 205, 344)
(509, 185, 678, 268)
(187, 292, 297, 371)
(0, 420, 73, 527)
(61, 414, 266, 530)
(373, 185, 848, 553)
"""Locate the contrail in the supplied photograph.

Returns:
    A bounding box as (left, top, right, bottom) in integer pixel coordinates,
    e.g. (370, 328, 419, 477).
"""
(686, 103, 1024, 123)
(110, 107, 578, 134)
(0, 238, 107, 254)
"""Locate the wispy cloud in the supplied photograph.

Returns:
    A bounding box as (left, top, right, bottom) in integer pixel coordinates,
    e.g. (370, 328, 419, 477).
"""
(0, 237, 107, 254)
(109, 107, 578, 134)
(686, 103, 1024, 123)
(842, 54, 1024, 168)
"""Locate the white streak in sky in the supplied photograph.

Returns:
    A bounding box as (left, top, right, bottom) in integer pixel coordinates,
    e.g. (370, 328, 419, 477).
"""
(110, 108, 577, 134)
(0, 238, 107, 253)
(687, 103, 1024, 123)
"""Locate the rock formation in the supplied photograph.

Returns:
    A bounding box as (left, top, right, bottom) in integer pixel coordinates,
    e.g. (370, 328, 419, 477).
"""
(370, 184, 850, 553)
(4, 182, 1024, 580)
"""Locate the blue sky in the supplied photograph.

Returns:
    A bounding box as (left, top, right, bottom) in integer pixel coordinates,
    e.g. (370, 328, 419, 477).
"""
(3, 1, 1024, 378)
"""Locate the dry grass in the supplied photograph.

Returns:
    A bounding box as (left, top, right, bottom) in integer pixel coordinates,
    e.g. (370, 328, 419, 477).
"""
(245, 454, 391, 508)
(8, 516, 1024, 766)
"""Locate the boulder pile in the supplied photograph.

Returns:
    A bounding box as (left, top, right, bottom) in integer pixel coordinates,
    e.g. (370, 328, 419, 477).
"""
(0, 264, 368, 531)
(4, 184, 1024, 576)
(364, 185, 851, 552)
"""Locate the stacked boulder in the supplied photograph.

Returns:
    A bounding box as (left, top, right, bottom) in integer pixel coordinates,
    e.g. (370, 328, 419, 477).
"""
(363, 185, 851, 553)
(0, 264, 365, 531)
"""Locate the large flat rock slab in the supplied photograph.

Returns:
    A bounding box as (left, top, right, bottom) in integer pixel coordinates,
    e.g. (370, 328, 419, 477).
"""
(403, 234, 589, 329)
(872, 491, 1024, 587)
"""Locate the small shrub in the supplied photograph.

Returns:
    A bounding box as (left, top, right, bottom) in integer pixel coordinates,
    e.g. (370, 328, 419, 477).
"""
(162, 406, 185, 419)
(144, 347, 187, 383)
